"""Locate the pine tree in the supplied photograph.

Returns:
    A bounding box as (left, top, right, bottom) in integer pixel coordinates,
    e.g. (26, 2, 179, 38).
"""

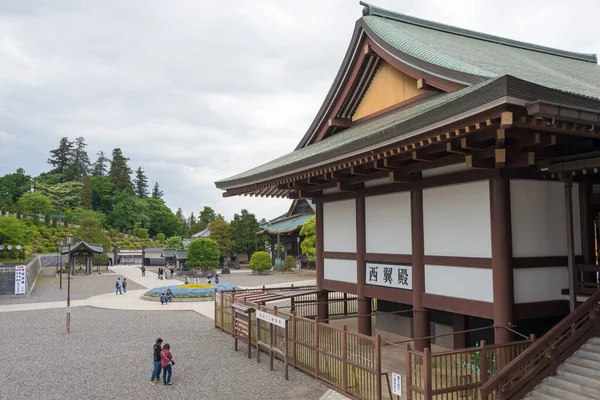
(47, 137, 74, 177)
(67, 136, 90, 181)
(175, 207, 188, 233)
(151, 182, 164, 199)
(134, 167, 149, 197)
(92, 151, 109, 176)
(108, 148, 133, 192)
(81, 175, 93, 209)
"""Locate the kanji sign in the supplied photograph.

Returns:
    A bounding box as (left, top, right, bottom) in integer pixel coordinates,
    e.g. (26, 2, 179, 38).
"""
(14, 265, 26, 295)
(392, 372, 402, 396)
(256, 310, 287, 328)
(365, 263, 412, 290)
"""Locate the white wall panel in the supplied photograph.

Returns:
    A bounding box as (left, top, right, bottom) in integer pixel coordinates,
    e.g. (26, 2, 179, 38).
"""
(423, 181, 491, 257)
(425, 265, 493, 302)
(513, 267, 567, 303)
(510, 180, 582, 257)
(365, 192, 411, 254)
(323, 259, 357, 284)
(323, 200, 356, 252)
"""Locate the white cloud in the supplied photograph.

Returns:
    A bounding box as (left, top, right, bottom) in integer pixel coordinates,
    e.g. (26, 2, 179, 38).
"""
(0, 0, 599, 222)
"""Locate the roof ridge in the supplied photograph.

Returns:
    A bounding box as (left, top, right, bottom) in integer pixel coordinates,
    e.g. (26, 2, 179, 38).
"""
(359, 1, 598, 64)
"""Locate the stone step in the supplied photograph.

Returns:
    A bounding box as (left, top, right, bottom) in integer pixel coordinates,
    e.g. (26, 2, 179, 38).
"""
(568, 355, 600, 370)
(546, 375, 600, 398)
(535, 383, 596, 400)
(558, 366, 600, 389)
(575, 348, 600, 363)
(581, 341, 600, 355)
(587, 336, 600, 347)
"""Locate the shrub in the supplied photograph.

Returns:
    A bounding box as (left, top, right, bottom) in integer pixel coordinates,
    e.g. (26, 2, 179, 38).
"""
(249, 251, 272, 272)
(282, 256, 296, 272)
(187, 238, 220, 271)
(156, 233, 165, 242)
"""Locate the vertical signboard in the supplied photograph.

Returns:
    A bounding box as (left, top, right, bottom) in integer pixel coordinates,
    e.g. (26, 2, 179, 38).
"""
(14, 265, 26, 295)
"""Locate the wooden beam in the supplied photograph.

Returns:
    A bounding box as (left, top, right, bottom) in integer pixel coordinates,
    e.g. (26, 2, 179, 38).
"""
(416, 78, 439, 91)
(500, 112, 513, 128)
(505, 152, 536, 168)
(496, 128, 506, 146)
(336, 182, 355, 192)
(373, 159, 395, 171)
(389, 171, 418, 183)
(383, 157, 407, 169)
(461, 136, 486, 151)
(446, 140, 470, 154)
(412, 150, 434, 162)
(465, 154, 495, 169)
(328, 118, 351, 128)
(514, 133, 557, 149)
(350, 166, 370, 176)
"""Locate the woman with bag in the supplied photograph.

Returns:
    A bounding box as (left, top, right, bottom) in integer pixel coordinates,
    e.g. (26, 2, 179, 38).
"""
(160, 343, 174, 385)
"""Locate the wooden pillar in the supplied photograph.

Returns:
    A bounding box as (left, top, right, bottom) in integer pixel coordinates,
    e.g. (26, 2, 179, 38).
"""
(490, 178, 514, 344)
(356, 195, 372, 336)
(452, 313, 468, 349)
(562, 173, 577, 312)
(579, 183, 596, 285)
(317, 291, 329, 323)
(411, 189, 430, 350)
(113, 245, 119, 266)
(316, 202, 324, 292)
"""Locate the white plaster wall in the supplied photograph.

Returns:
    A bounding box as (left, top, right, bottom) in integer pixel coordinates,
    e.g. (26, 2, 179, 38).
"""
(422, 163, 468, 178)
(323, 259, 357, 284)
(423, 181, 491, 257)
(425, 265, 493, 302)
(323, 199, 356, 252)
(510, 180, 582, 257)
(365, 192, 412, 254)
(513, 267, 568, 303)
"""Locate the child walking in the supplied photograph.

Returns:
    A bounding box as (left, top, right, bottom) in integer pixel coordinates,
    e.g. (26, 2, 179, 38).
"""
(160, 343, 174, 385)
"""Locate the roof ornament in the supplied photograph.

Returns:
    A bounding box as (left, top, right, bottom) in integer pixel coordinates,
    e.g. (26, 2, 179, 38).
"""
(359, 1, 372, 16)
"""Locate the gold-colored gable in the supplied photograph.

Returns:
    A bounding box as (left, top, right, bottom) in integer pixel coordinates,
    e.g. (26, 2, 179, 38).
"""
(352, 60, 425, 121)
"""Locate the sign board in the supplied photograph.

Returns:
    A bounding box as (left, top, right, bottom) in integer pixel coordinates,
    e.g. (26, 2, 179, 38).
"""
(215, 292, 221, 303)
(256, 310, 287, 328)
(365, 263, 412, 290)
(14, 265, 26, 295)
(392, 373, 402, 396)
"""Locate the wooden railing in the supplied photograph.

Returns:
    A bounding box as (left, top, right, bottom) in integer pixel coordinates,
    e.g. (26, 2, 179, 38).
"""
(215, 289, 390, 400)
(480, 289, 600, 400)
(406, 339, 532, 399)
(575, 264, 600, 295)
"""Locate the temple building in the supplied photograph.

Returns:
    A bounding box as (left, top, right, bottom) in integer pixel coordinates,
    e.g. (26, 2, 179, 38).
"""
(215, 2, 600, 350)
(259, 199, 315, 265)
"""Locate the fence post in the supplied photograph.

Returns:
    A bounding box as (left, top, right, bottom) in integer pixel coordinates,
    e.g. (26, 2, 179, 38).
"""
(405, 343, 412, 400)
(480, 340, 489, 385)
(292, 312, 297, 368)
(214, 288, 218, 329)
(424, 347, 432, 400)
(220, 291, 225, 332)
(314, 318, 320, 379)
(342, 325, 348, 392)
(343, 293, 348, 316)
(376, 334, 382, 400)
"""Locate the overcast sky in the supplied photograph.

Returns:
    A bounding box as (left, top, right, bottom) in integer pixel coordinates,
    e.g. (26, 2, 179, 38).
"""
(1, 0, 599, 221)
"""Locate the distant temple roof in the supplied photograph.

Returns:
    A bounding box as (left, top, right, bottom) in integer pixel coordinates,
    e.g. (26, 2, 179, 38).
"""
(260, 199, 315, 235)
(60, 240, 104, 255)
(175, 250, 187, 260)
(191, 228, 211, 238)
(161, 248, 177, 258)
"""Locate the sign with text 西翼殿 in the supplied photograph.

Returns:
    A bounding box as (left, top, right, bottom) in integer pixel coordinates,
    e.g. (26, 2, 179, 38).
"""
(14, 265, 26, 295)
(365, 263, 412, 290)
(256, 310, 287, 329)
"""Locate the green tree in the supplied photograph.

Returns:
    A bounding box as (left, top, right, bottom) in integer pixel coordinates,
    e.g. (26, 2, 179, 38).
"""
(0, 215, 33, 246)
(175, 207, 188, 233)
(151, 182, 164, 199)
(106, 194, 148, 231)
(77, 218, 110, 266)
(0, 172, 31, 210)
(134, 167, 149, 198)
(249, 251, 272, 272)
(209, 218, 233, 256)
(92, 151, 109, 176)
(230, 209, 259, 256)
(186, 238, 220, 271)
(146, 198, 182, 237)
(17, 192, 52, 223)
(199, 206, 217, 227)
(81, 175, 93, 209)
(282, 255, 296, 272)
(165, 235, 184, 249)
(66, 136, 90, 181)
(62, 207, 105, 226)
(90, 175, 115, 214)
(47, 137, 74, 179)
(156, 233, 166, 242)
(108, 148, 133, 192)
(300, 215, 316, 260)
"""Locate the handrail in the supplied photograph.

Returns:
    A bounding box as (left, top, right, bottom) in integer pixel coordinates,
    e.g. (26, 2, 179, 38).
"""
(480, 289, 600, 398)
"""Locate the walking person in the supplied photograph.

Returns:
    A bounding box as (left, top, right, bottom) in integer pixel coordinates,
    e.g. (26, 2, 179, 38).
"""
(160, 343, 174, 385)
(150, 338, 163, 385)
(215, 274, 219, 285)
(141, 265, 146, 277)
(122, 278, 127, 293)
(184, 275, 189, 285)
(115, 278, 122, 295)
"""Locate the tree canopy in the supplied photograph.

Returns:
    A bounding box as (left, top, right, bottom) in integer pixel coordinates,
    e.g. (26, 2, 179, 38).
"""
(187, 238, 220, 271)
(209, 218, 233, 256)
(300, 215, 316, 261)
(230, 209, 259, 256)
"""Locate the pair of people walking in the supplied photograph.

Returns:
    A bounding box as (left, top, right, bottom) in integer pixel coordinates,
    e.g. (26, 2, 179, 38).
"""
(151, 338, 175, 385)
(115, 278, 127, 294)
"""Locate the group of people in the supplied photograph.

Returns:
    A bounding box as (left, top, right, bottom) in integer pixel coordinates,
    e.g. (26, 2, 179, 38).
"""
(157, 267, 176, 280)
(115, 277, 127, 294)
(160, 289, 174, 304)
(206, 274, 219, 284)
(151, 338, 175, 385)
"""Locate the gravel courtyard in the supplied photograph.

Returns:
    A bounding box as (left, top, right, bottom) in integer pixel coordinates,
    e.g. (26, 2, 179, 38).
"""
(0, 307, 326, 400)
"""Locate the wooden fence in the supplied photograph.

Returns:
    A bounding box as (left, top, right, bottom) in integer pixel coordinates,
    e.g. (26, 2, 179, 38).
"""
(215, 289, 391, 400)
(406, 339, 532, 399)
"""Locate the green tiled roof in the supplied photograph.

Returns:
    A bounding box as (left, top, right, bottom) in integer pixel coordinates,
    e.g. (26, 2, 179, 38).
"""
(261, 213, 314, 235)
(175, 250, 187, 260)
(161, 248, 176, 258)
(362, 6, 600, 99)
(60, 240, 104, 255)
